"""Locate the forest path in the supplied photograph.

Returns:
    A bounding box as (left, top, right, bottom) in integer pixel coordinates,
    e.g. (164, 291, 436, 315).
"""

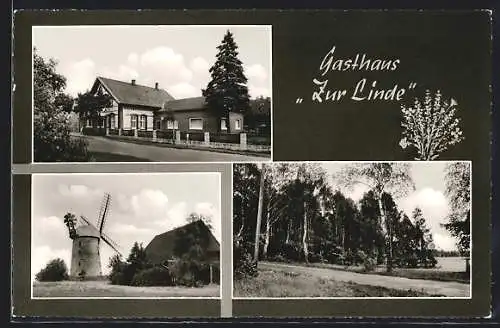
(259, 262, 470, 297)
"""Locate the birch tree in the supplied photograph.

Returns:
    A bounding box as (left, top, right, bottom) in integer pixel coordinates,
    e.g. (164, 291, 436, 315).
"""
(336, 163, 415, 271)
(399, 90, 464, 160)
(442, 162, 471, 255)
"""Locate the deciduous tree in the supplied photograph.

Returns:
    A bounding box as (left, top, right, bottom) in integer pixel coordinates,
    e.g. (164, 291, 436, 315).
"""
(336, 163, 415, 271)
(442, 162, 471, 255)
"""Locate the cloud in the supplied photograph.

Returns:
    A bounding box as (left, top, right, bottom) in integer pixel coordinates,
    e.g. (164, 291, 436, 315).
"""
(399, 187, 454, 250)
(138, 46, 193, 83)
(400, 188, 450, 228)
(168, 82, 200, 98)
(127, 52, 139, 65)
(130, 189, 169, 219)
(153, 201, 188, 231)
(248, 84, 271, 98)
(190, 57, 210, 73)
(57, 184, 104, 198)
(61, 58, 96, 96)
(32, 245, 71, 281)
(245, 64, 268, 82)
(100, 65, 139, 82)
(194, 202, 221, 242)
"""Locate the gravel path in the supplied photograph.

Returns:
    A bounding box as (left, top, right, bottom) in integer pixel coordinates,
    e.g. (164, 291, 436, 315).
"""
(259, 262, 470, 297)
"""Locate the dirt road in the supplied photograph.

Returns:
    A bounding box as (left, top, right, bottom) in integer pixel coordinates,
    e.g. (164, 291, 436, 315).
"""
(259, 262, 470, 297)
(79, 135, 267, 162)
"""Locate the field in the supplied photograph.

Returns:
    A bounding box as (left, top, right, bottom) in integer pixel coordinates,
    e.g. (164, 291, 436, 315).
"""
(233, 257, 470, 298)
(33, 280, 220, 298)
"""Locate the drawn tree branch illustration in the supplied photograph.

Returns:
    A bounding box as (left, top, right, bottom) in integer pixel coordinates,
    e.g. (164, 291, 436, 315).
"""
(399, 90, 464, 160)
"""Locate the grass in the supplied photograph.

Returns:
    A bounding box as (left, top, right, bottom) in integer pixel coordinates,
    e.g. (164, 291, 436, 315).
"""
(233, 269, 444, 298)
(89, 151, 152, 162)
(33, 280, 220, 298)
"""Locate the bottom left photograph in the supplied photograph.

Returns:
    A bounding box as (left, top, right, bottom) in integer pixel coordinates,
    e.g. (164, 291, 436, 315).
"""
(31, 172, 221, 299)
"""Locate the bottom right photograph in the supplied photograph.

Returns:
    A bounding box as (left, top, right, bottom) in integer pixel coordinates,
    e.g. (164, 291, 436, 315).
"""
(232, 161, 471, 298)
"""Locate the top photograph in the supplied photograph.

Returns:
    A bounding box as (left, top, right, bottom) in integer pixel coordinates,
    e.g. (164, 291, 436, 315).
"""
(32, 25, 272, 163)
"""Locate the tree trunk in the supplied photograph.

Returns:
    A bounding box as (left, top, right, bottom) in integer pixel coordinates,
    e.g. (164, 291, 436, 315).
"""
(302, 202, 309, 263)
(377, 196, 392, 272)
(263, 207, 271, 259)
(253, 167, 265, 261)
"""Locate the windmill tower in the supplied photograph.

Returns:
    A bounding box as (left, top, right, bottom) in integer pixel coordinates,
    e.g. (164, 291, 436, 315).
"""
(63, 193, 122, 279)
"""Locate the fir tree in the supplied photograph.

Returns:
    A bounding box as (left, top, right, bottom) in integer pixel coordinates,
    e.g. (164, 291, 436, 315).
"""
(202, 30, 250, 133)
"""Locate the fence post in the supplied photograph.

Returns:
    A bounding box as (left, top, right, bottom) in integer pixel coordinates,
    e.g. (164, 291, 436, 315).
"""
(204, 132, 210, 145)
(134, 128, 138, 138)
(118, 128, 122, 136)
(176, 130, 181, 143)
(152, 129, 157, 142)
(186, 133, 190, 144)
(240, 133, 247, 151)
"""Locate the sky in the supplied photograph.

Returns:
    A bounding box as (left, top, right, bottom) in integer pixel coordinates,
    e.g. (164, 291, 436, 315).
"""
(320, 161, 470, 252)
(32, 25, 272, 99)
(31, 173, 221, 280)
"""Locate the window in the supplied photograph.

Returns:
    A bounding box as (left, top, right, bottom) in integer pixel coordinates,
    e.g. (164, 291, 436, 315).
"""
(235, 119, 241, 130)
(167, 120, 179, 130)
(221, 118, 227, 130)
(139, 115, 147, 130)
(86, 119, 91, 127)
(189, 118, 203, 130)
(131, 115, 138, 129)
(110, 114, 116, 128)
(155, 119, 161, 130)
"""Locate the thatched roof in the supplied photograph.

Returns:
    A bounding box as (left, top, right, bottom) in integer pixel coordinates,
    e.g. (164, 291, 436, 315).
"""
(144, 220, 220, 265)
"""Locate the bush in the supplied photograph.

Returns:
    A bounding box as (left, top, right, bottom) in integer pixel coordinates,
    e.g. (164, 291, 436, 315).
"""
(210, 133, 240, 144)
(35, 258, 69, 282)
(34, 110, 91, 162)
(357, 250, 377, 272)
(81, 127, 106, 136)
(268, 254, 288, 263)
(131, 266, 174, 286)
(234, 252, 258, 280)
(168, 258, 208, 287)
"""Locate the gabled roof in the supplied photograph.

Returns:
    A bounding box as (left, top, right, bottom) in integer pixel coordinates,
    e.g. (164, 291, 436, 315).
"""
(160, 97, 267, 113)
(161, 96, 207, 112)
(144, 219, 220, 265)
(92, 77, 175, 108)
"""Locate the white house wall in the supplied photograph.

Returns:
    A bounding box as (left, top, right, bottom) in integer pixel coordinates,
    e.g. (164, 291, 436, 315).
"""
(122, 106, 156, 130)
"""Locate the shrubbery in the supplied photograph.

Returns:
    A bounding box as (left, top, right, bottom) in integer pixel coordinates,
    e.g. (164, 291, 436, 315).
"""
(131, 266, 173, 286)
(233, 238, 258, 280)
(35, 258, 69, 282)
(34, 50, 91, 162)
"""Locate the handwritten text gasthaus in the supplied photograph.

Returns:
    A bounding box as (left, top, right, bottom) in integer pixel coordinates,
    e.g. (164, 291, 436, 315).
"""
(309, 46, 417, 103)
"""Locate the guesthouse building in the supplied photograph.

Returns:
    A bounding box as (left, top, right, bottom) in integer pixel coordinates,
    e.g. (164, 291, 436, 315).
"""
(82, 76, 244, 134)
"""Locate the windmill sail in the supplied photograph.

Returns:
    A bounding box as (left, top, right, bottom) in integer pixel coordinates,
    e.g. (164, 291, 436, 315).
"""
(101, 232, 122, 257)
(96, 193, 111, 234)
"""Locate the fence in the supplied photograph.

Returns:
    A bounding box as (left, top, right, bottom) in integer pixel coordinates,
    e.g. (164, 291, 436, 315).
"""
(103, 128, 271, 153)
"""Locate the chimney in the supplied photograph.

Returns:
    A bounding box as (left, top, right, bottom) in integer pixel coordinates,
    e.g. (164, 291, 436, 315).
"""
(155, 82, 159, 90)
(131, 79, 136, 86)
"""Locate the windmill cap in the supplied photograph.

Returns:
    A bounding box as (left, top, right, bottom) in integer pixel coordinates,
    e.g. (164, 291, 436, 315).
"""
(76, 224, 101, 238)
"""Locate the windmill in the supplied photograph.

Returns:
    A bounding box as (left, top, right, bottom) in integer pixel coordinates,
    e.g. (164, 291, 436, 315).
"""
(63, 193, 122, 279)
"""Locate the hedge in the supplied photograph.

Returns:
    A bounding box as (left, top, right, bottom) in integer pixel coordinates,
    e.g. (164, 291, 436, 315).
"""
(81, 127, 106, 136)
